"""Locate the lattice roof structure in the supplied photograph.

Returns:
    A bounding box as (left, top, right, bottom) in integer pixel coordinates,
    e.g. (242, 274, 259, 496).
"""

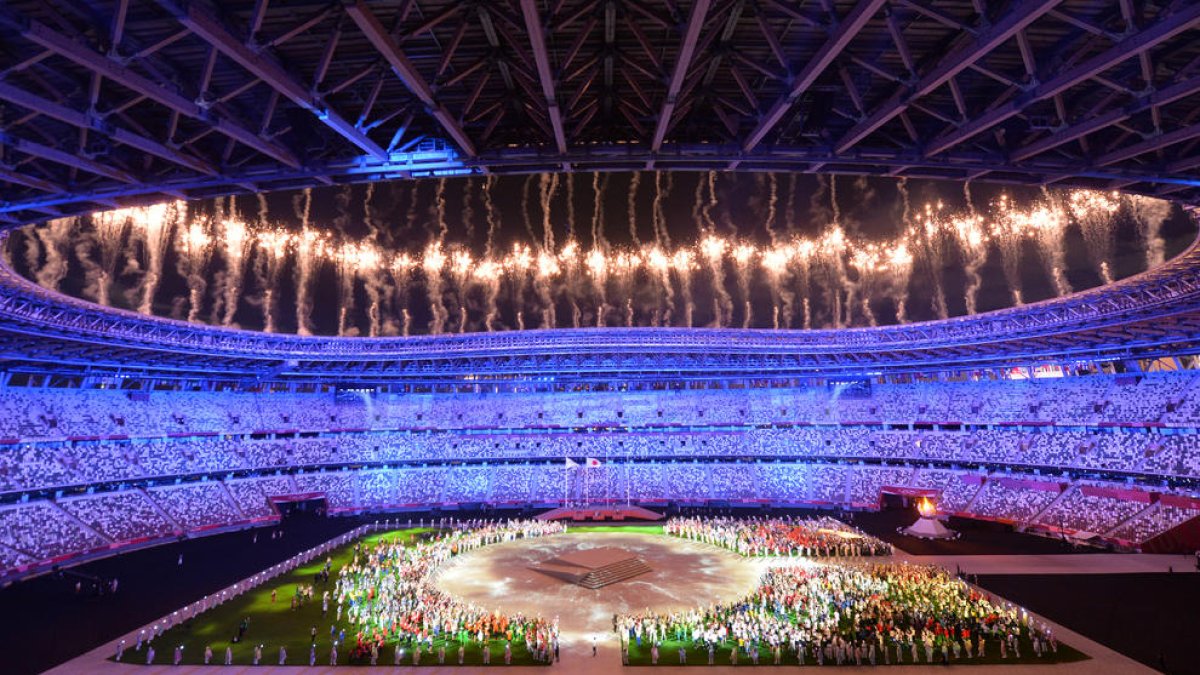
(2, 0, 1200, 224)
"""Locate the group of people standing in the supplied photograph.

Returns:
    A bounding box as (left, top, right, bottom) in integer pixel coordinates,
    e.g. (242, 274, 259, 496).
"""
(666, 515, 893, 557)
(618, 561, 1059, 666)
(334, 519, 563, 665)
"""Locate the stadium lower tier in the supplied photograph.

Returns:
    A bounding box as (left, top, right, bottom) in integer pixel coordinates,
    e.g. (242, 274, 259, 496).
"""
(3, 461, 1198, 581)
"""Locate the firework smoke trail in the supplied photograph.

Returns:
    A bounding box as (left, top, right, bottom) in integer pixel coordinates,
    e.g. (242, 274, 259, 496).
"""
(957, 182, 988, 315)
(450, 249, 473, 333)
(651, 172, 666, 246)
(829, 174, 841, 226)
(645, 247, 675, 326)
(809, 174, 830, 225)
(508, 244, 532, 331)
(434, 177, 449, 241)
(462, 177, 476, 244)
(765, 172, 779, 245)
(1129, 195, 1172, 270)
(650, 173, 678, 325)
(698, 177, 730, 326)
(701, 236, 732, 327)
(1027, 198, 1072, 297)
(1068, 190, 1120, 284)
(628, 171, 642, 245)
(175, 216, 213, 323)
(539, 173, 557, 251)
(362, 183, 395, 336)
(913, 202, 949, 320)
(475, 258, 502, 331)
(288, 188, 319, 332)
(389, 254, 414, 337)
(559, 242, 583, 328)
(589, 174, 610, 326)
(994, 195, 1026, 306)
(890, 178, 913, 321)
(784, 174, 797, 233)
(255, 229, 289, 332)
(761, 246, 791, 329)
(887, 245, 915, 324)
(565, 172, 576, 240)
(591, 173, 609, 249)
(794, 243, 814, 329)
(217, 216, 253, 326)
(535, 249, 559, 328)
(702, 171, 719, 232)
(333, 186, 359, 337)
(584, 248, 609, 327)
(293, 228, 324, 335)
(692, 174, 705, 229)
(423, 179, 453, 330)
(423, 242, 448, 333)
(816, 189, 850, 327)
(898, 178, 911, 226)
(816, 228, 847, 328)
(405, 181, 420, 238)
(80, 208, 132, 305)
(301, 188, 313, 229)
(521, 174, 538, 242)
(534, 175, 560, 328)
(483, 175, 500, 258)
(732, 244, 754, 328)
(31, 216, 74, 291)
(849, 250, 877, 327)
(673, 249, 695, 327)
(133, 202, 178, 316)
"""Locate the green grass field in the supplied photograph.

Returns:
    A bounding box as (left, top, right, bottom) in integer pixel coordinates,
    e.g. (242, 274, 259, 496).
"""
(118, 522, 1088, 668)
(624, 637, 1089, 667)
(119, 528, 550, 666)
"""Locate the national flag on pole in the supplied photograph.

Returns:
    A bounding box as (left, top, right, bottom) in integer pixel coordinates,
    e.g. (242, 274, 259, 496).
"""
(565, 457, 579, 468)
(585, 457, 602, 468)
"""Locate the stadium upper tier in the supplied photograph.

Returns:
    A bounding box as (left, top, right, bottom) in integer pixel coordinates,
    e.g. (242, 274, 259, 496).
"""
(5, 371, 1200, 497)
(2, 230, 1200, 380)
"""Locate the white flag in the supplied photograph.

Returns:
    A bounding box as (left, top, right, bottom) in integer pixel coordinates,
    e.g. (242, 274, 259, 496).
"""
(565, 457, 579, 468)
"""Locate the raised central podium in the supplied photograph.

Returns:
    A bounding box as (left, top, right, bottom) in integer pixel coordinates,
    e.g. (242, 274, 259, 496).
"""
(530, 547, 652, 589)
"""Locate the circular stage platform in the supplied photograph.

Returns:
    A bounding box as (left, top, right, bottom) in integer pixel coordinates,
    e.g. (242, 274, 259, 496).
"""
(433, 530, 768, 645)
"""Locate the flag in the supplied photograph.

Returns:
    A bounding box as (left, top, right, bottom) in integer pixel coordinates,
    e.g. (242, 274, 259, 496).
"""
(585, 457, 602, 468)
(565, 457, 579, 468)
